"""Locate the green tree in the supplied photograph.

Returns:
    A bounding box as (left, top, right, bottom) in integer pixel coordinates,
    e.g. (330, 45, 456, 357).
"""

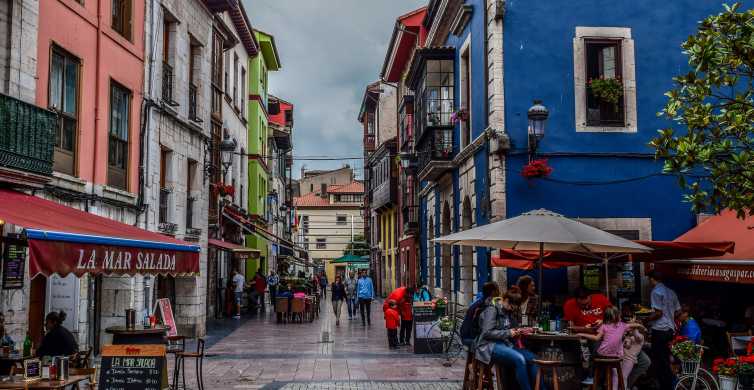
(344, 234, 369, 256)
(650, 3, 754, 218)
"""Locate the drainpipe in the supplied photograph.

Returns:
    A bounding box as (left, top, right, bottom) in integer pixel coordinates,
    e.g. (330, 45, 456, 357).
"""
(91, 0, 102, 201)
(484, 0, 492, 284)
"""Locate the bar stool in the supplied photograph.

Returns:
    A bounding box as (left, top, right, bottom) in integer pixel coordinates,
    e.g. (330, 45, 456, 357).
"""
(532, 359, 563, 390)
(473, 360, 507, 390)
(463, 350, 477, 390)
(175, 338, 206, 390)
(167, 335, 186, 389)
(592, 357, 625, 390)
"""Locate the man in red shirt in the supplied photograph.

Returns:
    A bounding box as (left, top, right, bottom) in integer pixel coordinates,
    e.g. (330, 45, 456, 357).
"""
(563, 287, 612, 329)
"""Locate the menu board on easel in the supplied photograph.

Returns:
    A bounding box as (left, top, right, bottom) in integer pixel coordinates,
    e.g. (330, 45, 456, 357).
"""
(99, 344, 166, 390)
(155, 298, 177, 337)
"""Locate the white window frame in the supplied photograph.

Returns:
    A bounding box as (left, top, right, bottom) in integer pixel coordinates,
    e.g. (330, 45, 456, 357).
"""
(459, 35, 472, 148)
(573, 27, 637, 133)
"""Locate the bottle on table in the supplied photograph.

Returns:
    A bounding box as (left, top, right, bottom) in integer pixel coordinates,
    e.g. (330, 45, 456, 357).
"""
(23, 332, 32, 357)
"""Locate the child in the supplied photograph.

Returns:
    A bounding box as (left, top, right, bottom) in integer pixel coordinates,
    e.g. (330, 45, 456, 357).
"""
(621, 306, 647, 389)
(577, 306, 645, 390)
(385, 299, 400, 349)
(676, 304, 702, 344)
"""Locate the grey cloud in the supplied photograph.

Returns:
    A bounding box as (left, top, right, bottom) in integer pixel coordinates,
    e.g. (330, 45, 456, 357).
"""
(243, 0, 426, 178)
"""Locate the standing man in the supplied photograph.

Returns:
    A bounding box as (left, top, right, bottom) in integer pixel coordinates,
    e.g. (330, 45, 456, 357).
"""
(232, 270, 246, 319)
(267, 271, 280, 305)
(645, 270, 680, 390)
(357, 270, 375, 326)
(253, 270, 267, 314)
(344, 271, 358, 320)
(319, 271, 328, 299)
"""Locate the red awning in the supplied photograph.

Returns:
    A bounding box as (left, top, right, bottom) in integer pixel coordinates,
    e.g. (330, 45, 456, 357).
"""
(208, 238, 244, 251)
(0, 189, 200, 277)
(656, 210, 754, 284)
(492, 240, 734, 270)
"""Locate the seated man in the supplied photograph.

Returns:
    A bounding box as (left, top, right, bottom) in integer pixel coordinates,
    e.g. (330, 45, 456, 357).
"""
(563, 287, 612, 385)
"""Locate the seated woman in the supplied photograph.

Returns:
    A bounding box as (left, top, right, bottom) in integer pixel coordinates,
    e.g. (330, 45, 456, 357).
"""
(36, 311, 78, 358)
(474, 283, 537, 390)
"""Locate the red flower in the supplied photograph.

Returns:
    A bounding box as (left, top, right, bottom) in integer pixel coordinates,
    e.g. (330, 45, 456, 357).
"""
(727, 358, 738, 366)
(521, 159, 553, 179)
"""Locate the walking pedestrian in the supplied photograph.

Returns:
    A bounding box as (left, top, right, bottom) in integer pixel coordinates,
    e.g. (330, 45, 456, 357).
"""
(344, 271, 358, 320)
(253, 269, 267, 314)
(267, 271, 279, 305)
(319, 271, 328, 299)
(232, 270, 246, 319)
(385, 300, 400, 349)
(357, 270, 375, 326)
(645, 270, 680, 390)
(331, 276, 347, 326)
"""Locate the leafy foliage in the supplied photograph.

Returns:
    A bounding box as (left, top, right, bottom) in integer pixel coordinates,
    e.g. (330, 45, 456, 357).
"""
(588, 77, 624, 106)
(344, 234, 369, 256)
(650, 3, 754, 217)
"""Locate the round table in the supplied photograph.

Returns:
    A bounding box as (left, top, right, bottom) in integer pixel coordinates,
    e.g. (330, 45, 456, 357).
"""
(105, 325, 169, 345)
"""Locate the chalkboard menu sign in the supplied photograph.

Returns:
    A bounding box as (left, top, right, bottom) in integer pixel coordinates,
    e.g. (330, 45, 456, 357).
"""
(99, 345, 166, 390)
(413, 302, 443, 354)
(2, 241, 25, 289)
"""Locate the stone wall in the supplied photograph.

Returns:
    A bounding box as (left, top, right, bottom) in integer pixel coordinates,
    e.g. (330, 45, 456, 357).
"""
(0, 0, 38, 102)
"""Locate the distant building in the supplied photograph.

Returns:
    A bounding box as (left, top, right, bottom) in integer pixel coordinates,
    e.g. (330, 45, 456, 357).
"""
(294, 182, 365, 278)
(299, 166, 354, 197)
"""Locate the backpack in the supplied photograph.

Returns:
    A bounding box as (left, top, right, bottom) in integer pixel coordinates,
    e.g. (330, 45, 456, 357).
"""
(460, 299, 487, 342)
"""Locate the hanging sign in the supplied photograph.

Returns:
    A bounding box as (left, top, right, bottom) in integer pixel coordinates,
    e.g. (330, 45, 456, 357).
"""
(2, 242, 26, 289)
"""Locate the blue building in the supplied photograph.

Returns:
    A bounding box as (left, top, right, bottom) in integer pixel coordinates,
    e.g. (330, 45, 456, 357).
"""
(412, 0, 742, 304)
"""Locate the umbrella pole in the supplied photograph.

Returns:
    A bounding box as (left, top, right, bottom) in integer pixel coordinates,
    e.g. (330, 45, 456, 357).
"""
(538, 242, 544, 312)
(603, 255, 609, 297)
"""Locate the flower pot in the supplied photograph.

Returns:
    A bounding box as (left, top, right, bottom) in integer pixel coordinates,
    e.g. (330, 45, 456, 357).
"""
(719, 375, 737, 390)
(441, 330, 451, 337)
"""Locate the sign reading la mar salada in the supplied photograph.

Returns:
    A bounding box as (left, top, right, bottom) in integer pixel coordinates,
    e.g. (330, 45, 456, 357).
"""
(28, 241, 199, 277)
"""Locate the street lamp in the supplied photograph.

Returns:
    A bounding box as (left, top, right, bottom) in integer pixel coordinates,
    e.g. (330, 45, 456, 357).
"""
(527, 99, 549, 154)
(398, 151, 416, 172)
(220, 132, 237, 179)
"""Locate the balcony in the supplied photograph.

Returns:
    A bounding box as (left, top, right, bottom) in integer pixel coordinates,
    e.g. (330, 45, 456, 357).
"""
(402, 205, 419, 234)
(0, 93, 56, 178)
(189, 84, 201, 122)
(162, 62, 178, 106)
(416, 127, 454, 182)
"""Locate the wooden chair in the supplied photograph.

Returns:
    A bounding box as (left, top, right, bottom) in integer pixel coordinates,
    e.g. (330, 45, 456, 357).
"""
(533, 359, 563, 390)
(70, 368, 97, 390)
(291, 298, 306, 323)
(727, 330, 752, 356)
(70, 347, 93, 369)
(175, 338, 206, 390)
(593, 357, 625, 390)
(275, 297, 290, 323)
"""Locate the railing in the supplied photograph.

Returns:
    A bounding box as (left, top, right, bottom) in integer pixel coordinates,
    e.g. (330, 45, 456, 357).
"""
(189, 84, 200, 122)
(0, 93, 56, 176)
(416, 127, 454, 174)
(403, 205, 419, 233)
(162, 62, 175, 104)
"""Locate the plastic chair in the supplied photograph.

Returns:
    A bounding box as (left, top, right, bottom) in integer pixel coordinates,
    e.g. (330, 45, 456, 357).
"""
(175, 338, 205, 390)
(275, 297, 290, 323)
(592, 357, 625, 390)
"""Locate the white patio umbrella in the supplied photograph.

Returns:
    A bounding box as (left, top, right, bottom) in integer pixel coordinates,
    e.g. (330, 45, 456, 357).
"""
(433, 209, 651, 295)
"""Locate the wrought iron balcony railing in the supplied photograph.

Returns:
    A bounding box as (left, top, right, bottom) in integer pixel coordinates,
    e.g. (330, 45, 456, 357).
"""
(402, 205, 419, 234)
(0, 93, 56, 176)
(162, 62, 178, 106)
(416, 127, 454, 181)
(189, 84, 201, 122)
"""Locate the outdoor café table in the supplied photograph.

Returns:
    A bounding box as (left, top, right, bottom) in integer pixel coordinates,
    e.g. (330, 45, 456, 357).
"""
(524, 332, 583, 390)
(105, 325, 169, 345)
(0, 374, 88, 389)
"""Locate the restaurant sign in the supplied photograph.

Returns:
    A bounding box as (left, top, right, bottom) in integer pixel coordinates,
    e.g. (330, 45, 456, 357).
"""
(28, 241, 200, 277)
(659, 263, 754, 284)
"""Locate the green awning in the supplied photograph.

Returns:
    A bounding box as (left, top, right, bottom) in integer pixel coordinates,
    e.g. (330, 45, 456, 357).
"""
(330, 254, 369, 264)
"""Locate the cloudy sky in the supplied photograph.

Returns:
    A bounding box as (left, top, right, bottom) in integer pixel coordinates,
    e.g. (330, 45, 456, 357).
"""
(243, 0, 426, 179)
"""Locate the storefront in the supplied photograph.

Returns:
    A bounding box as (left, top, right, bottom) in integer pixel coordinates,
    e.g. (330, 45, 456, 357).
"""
(0, 189, 200, 352)
(207, 239, 259, 319)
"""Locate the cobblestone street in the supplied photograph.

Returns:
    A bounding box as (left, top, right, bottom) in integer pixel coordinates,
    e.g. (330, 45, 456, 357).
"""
(174, 299, 464, 389)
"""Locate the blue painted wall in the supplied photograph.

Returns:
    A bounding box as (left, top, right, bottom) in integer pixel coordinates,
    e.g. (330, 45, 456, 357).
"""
(501, 0, 751, 242)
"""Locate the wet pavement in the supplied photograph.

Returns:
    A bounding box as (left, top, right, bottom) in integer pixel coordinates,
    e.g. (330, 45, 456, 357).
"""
(172, 297, 464, 389)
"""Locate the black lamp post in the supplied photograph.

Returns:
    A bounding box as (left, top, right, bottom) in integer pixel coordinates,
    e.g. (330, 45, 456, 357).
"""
(527, 99, 549, 155)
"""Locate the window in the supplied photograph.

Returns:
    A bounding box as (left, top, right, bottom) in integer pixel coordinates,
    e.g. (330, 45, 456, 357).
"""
(316, 238, 326, 249)
(108, 81, 131, 190)
(49, 45, 80, 176)
(336, 215, 347, 225)
(111, 0, 132, 41)
(303, 238, 310, 250)
(574, 27, 636, 132)
(585, 39, 623, 126)
(320, 183, 327, 195)
(159, 148, 171, 224)
(162, 17, 175, 104)
(186, 160, 197, 229)
(224, 51, 230, 94)
(233, 54, 239, 107)
(189, 42, 201, 122)
(240, 67, 246, 117)
(460, 40, 471, 147)
(211, 30, 223, 119)
(302, 215, 309, 235)
(418, 59, 454, 129)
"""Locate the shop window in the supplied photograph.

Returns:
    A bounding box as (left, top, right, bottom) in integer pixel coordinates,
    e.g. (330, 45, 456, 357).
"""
(49, 45, 80, 176)
(111, 0, 132, 41)
(316, 238, 326, 249)
(108, 81, 131, 190)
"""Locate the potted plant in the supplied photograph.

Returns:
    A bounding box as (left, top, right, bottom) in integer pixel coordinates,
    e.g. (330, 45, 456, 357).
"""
(451, 108, 469, 124)
(588, 77, 624, 108)
(521, 159, 553, 180)
(739, 355, 754, 390)
(438, 316, 453, 337)
(671, 337, 701, 375)
(713, 357, 738, 390)
(432, 297, 448, 317)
